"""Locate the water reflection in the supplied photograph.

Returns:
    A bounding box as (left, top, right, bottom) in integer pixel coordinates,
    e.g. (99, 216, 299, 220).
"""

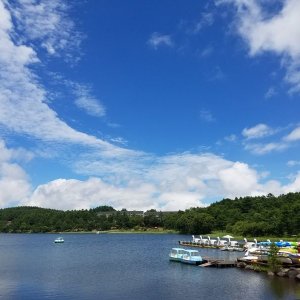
(269, 277, 300, 300)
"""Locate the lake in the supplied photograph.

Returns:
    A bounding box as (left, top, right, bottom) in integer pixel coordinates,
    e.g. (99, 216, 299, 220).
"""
(0, 233, 299, 299)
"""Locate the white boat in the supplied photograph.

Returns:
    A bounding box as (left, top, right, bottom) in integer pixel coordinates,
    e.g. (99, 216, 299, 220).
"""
(54, 237, 64, 243)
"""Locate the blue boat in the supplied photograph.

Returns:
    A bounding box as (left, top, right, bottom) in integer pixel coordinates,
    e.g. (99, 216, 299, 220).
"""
(169, 248, 206, 265)
(181, 249, 206, 265)
(169, 248, 186, 262)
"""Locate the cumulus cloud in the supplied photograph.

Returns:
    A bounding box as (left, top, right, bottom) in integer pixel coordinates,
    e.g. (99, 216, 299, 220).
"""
(148, 32, 173, 50)
(283, 172, 300, 193)
(0, 137, 299, 210)
(218, 0, 300, 93)
(22, 152, 300, 210)
(0, 140, 31, 207)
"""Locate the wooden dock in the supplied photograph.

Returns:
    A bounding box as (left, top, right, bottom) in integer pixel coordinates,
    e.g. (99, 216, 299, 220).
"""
(179, 241, 220, 249)
(200, 258, 236, 268)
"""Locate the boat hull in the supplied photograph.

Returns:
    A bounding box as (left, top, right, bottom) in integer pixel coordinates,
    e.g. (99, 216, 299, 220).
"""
(169, 256, 182, 262)
(181, 259, 206, 265)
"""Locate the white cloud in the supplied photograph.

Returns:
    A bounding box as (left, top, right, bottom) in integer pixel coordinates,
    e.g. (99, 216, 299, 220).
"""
(284, 126, 300, 142)
(148, 32, 173, 50)
(72, 83, 106, 118)
(0, 139, 298, 210)
(193, 12, 215, 33)
(0, 140, 31, 207)
(180, 12, 215, 35)
(224, 134, 237, 142)
(287, 160, 300, 167)
(219, 0, 300, 93)
(283, 172, 300, 193)
(242, 123, 274, 139)
(24, 151, 300, 210)
(242, 123, 300, 155)
(218, 162, 260, 197)
(0, 0, 135, 159)
(244, 142, 289, 155)
(8, 0, 82, 60)
(264, 87, 277, 99)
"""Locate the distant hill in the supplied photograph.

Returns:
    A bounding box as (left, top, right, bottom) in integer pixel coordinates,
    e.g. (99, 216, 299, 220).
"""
(0, 193, 299, 236)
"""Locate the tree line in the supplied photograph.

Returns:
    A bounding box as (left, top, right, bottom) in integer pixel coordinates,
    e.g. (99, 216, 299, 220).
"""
(0, 192, 299, 236)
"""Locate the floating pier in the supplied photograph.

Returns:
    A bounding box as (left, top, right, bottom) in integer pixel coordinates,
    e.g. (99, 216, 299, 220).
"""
(201, 258, 236, 268)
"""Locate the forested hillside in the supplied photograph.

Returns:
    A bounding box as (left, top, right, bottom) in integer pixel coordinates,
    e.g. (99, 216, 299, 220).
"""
(0, 192, 299, 236)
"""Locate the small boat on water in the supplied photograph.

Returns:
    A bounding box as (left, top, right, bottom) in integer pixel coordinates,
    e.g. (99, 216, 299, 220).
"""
(181, 249, 207, 265)
(169, 248, 186, 262)
(54, 237, 64, 243)
(169, 248, 207, 265)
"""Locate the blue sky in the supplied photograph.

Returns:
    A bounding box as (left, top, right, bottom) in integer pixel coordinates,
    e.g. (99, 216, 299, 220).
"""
(1, 0, 300, 210)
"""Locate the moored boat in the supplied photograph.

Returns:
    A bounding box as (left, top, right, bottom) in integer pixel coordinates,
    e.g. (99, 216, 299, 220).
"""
(169, 248, 207, 265)
(169, 248, 185, 262)
(54, 237, 64, 243)
(181, 249, 207, 265)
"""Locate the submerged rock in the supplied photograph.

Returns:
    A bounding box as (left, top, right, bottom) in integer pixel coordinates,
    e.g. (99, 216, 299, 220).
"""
(287, 269, 299, 279)
(276, 271, 287, 277)
(237, 262, 246, 268)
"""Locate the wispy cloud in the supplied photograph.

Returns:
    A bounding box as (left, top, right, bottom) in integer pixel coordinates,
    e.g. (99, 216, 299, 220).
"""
(199, 45, 214, 58)
(199, 109, 216, 123)
(180, 12, 215, 35)
(224, 134, 237, 142)
(242, 124, 275, 139)
(264, 87, 277, 99)
(8, 0, 83, 61)
(244, 142, 289, 155)
(287, 160, 300, 167)
(0, 0, 132, 158)
(147, 32, 173, 50)
(218, 0, 300, 94)
(209, 66, 225, 81)
(193, 12, 215, 33)
(242, 123, 300, 155)
(284, 126, 300, 142)
(71, 83, 106, 118)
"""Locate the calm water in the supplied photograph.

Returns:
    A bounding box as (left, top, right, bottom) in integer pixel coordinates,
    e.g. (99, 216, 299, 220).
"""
(0, 234, 299, 300)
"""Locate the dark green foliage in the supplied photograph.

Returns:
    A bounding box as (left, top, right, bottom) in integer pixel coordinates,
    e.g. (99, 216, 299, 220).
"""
(91, 206, 115, 212)
(0, 192, 300, 234)
(268, 243, 280, 272)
